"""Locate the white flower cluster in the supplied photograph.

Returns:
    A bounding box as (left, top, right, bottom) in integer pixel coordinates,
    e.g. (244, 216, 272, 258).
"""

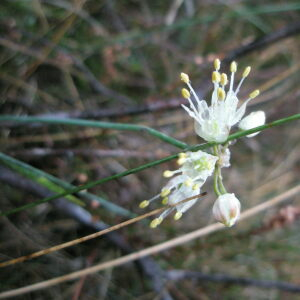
(140, 59, 266, 228)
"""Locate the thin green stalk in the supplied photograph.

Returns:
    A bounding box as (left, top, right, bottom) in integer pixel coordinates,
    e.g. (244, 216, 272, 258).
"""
(0, 153, 135, 218)
(0, 116, 187, 149)
(0, 113, 299, 216)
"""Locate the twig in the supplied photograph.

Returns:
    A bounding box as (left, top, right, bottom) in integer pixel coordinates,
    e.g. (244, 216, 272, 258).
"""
(0, 185, 298, 298)
(0, 189, 206, 268)
(0, 166, 173, 300)
(0, 113, 299, 217)
(166, 270, 300, 293)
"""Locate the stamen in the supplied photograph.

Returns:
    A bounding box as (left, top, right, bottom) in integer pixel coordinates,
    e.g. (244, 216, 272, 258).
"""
(243, 66, 251, 78)
(139, 200, 149, 208)
(214, 58, 221, 71)
(221, 73, 228, 86)
(217, 87, 226, 101)
(177, 157, 186, 165)
(184, 178, 193, 187)
(163, 170, 174, 178)
(249, 89, 260, 99)
(161, 188, 171, 197)
(174, 211, 183, 220)
(230, 61, 237, 73)
(181, 88, 190, 99)
(192, 183, 200, 190)
(150, 217, 163, 228)
(212, 71, 221, 83)
(162, 197, 169, 205)
(179, 152, 187, 159)
(181, 72, 189, 84)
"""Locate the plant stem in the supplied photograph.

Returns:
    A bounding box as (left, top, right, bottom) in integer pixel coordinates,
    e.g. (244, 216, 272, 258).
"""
(0, 113, 299, 216)
(0, 115, 187, 149)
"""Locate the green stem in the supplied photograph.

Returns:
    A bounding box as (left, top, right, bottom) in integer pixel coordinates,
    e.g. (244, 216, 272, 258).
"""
(213, 169, 222, 197)
(0, 113, 299, 216)
(0, 116, 187, 149)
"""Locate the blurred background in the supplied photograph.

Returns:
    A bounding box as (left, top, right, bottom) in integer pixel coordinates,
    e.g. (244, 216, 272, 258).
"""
(0, 0, 300, 299)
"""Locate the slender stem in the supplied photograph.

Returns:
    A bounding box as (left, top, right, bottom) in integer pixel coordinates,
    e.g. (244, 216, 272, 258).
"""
(0, 115, 188, 149)
(0, 113, 299, 216)
(213, 169, 222, 196)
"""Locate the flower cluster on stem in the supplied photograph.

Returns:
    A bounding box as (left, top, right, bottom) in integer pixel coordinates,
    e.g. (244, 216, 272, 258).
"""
(140, 59, 266, 228)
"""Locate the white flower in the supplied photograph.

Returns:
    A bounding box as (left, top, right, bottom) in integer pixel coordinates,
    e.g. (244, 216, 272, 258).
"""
(212, 193, 240, 227)
(238, 111, 266, 137)
(140, 150, 218, 227)
(181, 60, 260, 143)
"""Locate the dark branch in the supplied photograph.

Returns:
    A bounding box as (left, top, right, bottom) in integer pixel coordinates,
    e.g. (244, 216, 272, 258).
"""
(0, 166, 172, 300)
(167, 270, 300, 293)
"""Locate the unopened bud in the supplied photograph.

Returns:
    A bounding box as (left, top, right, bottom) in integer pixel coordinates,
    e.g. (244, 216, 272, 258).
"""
(238, 111, 266, 137)
(212, 193, 241, 227)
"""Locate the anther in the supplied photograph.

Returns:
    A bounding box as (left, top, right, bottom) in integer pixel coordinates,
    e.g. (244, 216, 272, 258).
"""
(162, 197, 169, 205)
(177, 157, 186, 165)
(230, 61, 237, 73)
(184, 178, 193, 187)
(192, 183, 200, 190)
(174, 211, 183, 220)
(139, 200, 149, 209)
(214, 58, 221, 71)
(181, 88, 190, 99)
(163, 170, 174, 178)
(181, 72, 189, 84)
(249, 89, 260, 99)
(243, 66, 251, 78)
(160, 188, 171, 198)
(212, 71, 221, 83)
(179, 152, 187, 159)
(150, 217, 162, 228)
(217, 87, 226, 101)
(220, 73, 228, 86)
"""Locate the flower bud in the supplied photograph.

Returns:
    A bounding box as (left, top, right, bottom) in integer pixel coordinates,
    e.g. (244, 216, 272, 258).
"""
(238, 111, 266, 137)
(212, 193, 240, 227)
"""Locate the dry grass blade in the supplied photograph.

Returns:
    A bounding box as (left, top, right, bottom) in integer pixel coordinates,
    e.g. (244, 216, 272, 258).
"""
(0, 186, 299, 299)
(0, 193, 207, 268)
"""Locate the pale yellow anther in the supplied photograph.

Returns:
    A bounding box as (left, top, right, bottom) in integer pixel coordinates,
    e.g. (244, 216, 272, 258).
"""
(163, 170, 174, 178)
(220, 73, 228, 86)
(162, 197, 169, 205)
(181, 88, 190, 99)
(214, 58, 221, 71)
(230, 61, 237, 73)
(192, 183, 200, 190)
(179, 152, 187, 159)
(249, 89, 260, 99)
(212, 71, 221, 83)
(160, 188, 171, 198)
(174, 211, 183, 220)
(177, 157, 186, 165)
(139, 200, 149, 209)
(181, 72, 189, 84)
(217, 87, 226, 101)
(150, 217, 162, 228)
(184, 178, 193, 187)
(243, 66, 251, 78)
